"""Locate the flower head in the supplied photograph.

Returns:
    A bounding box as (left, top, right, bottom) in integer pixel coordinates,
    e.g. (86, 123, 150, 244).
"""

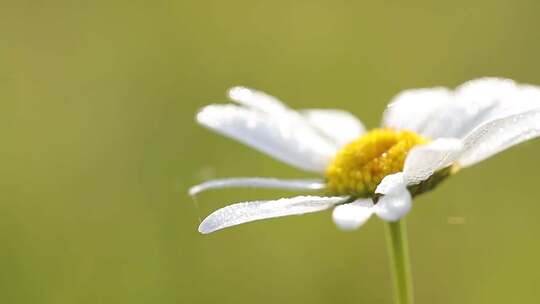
(190, 78, 540, 234)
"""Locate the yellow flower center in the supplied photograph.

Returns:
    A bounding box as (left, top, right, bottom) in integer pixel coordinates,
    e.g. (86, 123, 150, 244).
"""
(325, 128, 429, 196)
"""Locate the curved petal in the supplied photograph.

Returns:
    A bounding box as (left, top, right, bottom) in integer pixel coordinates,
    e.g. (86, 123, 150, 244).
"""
(197, 104, 337, 173)
(301, 109, 366, 147)
(403, 138, 463, 185)
(375, 172, 407, 196)
(458, 109, 540, 167)
(332, 199, 374, 231)
(374, 173, 412, 222)
(198, 196, 346, 234)
(382, 87, 453, 135)
(228, 86, 289, 114)
(382, 78, 540, 139)
(189, 177, 326, 196)
(456, 78, 540, 122)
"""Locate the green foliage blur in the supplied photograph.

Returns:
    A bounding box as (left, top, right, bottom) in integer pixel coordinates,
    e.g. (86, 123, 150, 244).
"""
(2, 0, 540, 303)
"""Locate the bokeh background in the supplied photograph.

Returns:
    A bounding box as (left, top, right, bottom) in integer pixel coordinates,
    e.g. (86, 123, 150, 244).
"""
(2, 0, 540, 303)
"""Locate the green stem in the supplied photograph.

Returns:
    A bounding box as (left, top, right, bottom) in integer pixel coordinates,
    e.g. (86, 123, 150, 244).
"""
(384, 220, 414, 304)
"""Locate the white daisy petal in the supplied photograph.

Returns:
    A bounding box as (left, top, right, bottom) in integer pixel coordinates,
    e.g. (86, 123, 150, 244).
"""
(189, 177, 326, 196)
(332, 199, 374, 231)
(228, 86, 289, 114)
(198, 195, 346, 234)
(375, 192, 412, 222)
(301, 109, 366, 147)
(382, 78, 540, 139)
(382, 87, 453, 135)
(427, 78, 540, 138)
(455, 78, 540, 124)
(403, 138, 463, 185)
(417, 78, 514, 138)
(197, 104, 337, 173)
(458, 109, 540, 167)
(374, 172, 407, 196)
(374, 173, 412, 222)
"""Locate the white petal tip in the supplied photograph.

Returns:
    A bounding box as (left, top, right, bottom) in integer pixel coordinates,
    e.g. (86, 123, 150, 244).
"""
(332, 214, 360, 231)
(228, 86, 249, 100)
(195, 105, 217, 125)
(198, 228, 212, 234)
(332, 200, 374, 231)
(332, 217, 365, 231)
(198, 219, 217, 234)
(375, 192, 412, 222)
(188, 186, 200, 197)
(198, 227, 212, 234)
(375, 172, 406, 195)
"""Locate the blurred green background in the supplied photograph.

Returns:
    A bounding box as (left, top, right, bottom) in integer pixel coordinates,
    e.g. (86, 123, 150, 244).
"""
(2, 0, 540, 303)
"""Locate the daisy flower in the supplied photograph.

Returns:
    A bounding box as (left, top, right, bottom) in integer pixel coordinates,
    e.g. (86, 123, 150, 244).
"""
(190, 78, 540, 234)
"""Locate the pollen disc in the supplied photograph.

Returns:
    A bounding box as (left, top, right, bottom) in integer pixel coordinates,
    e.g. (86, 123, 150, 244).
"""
(326, 128, 428, 196)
